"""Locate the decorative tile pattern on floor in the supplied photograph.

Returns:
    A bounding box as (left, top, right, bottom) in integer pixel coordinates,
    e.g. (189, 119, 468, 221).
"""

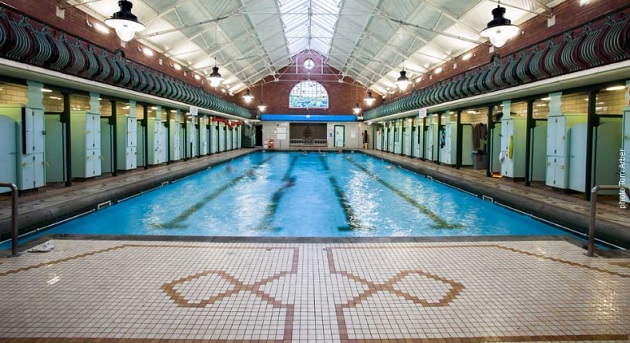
(0, 239, 628, 342)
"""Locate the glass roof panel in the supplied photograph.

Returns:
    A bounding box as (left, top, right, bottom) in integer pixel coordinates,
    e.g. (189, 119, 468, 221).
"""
(279, 0, 341, 56)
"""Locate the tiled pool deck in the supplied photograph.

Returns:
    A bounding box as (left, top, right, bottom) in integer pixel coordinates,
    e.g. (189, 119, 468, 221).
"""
(0, 148, 629, 341)
(0, 239, 628, 342)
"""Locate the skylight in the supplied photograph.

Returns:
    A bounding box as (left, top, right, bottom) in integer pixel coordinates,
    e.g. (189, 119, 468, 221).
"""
(279, 0, 341, 56)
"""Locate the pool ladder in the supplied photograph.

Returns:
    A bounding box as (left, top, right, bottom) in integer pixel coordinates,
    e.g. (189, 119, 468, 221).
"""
(0, 183, 19, 257)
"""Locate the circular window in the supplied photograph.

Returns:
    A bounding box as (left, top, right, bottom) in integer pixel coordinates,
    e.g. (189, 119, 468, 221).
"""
(303, 58, 315, 69)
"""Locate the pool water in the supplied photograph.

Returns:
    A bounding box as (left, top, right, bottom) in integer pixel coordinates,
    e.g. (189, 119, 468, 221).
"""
(3, 151, 570, 247)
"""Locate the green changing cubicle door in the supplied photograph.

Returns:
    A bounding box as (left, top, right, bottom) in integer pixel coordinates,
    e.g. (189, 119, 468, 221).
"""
(334, 125, 345, 148)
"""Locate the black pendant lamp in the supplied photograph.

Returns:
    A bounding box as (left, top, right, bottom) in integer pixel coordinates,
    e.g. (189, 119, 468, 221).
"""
(105, 0, 145, 42)
(395, 70, 411, 92)
(208, 66, 224, 88)
(364, 91, 376, 106)
(479, 2, 520, 48)
(243, 89, 254, 103)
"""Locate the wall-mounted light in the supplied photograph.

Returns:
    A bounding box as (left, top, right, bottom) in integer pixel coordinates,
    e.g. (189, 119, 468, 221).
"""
(364, 91, 376, 106)
(462, 52, 473, 61)
(434, 67, 443, 74)
(173, 63, 182, 71)
(605, 85, 626, 91)
(194, 74, 200, 80)
(41, 88, 52, 93)
(479, 2, 519, 48)
(93, 22, 110, 35)
(142, 47, 153, 56)
(353, 103, 361, 115)
(105, 0, 145, 42)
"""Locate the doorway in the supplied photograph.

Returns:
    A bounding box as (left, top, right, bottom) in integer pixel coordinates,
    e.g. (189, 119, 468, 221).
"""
(334, 125, 345, 148)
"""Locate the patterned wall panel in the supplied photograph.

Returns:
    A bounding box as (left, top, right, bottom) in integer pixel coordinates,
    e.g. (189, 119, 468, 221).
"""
(0, 5, 251, 119)
(365, 10, 630, 120)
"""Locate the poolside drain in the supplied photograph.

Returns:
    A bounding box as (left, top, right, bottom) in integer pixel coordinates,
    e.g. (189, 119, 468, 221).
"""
(97, 200, 112, 210)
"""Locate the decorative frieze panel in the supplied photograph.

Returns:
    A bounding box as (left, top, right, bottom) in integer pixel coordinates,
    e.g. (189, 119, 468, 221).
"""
(365, 11, 630, 120)
(0, 6, 252, 119)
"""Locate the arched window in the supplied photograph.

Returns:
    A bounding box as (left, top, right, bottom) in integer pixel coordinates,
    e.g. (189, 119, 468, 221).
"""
(289, 81, 328, 109)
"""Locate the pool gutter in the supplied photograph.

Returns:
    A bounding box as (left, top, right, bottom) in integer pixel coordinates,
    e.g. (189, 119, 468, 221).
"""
(365, 151, 630, 249)
(0, 150, 256, 241)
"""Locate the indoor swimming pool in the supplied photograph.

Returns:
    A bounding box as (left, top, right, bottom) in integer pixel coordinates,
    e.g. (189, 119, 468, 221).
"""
(2, 151, 571, 247)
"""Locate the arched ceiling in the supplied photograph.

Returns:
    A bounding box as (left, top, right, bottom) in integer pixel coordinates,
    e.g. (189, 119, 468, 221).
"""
(72, 0, 565, 95)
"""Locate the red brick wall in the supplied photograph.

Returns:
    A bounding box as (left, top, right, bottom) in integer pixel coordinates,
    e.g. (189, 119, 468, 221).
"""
(233, 52, 382, 115)
(5, 0, 627, 108)
(0, 0, 233, 101)
(389, 0, 630, 101)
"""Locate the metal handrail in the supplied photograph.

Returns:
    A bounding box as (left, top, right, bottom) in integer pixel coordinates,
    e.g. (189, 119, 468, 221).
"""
(0, 183, 19, 256)
(587, 185, 628, 257)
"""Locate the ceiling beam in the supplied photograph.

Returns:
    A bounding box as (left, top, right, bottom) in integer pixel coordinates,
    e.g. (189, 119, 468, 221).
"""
(142, 0, 194, 26)
(140, 15, 231, 38)
(486, 0, 553, 18)
(381, 14, 490, 46)
(421, 0, 482, 36)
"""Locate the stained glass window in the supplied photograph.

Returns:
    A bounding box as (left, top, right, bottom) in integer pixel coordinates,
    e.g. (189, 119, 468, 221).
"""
(289, 81, 328, 109)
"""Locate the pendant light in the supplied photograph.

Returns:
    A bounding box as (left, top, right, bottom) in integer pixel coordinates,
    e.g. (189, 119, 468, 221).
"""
(364, 91, 376, 106)
(208, 65, 223, 87)
(207, 24, 223, 87)
(243, 89, 254, 103)
(396, 69, 411, 92)
(395, 29, 412, 92)
(479, 1, 520, 48)
(353, 102, 361, 115)
(105, 0, 145, 42)
(257, 83, 266, 112)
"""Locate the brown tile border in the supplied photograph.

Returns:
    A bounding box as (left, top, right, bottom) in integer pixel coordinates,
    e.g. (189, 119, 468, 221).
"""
(0, 244, 299, 343)
(609, 261, 630, 269)
(1, 242, 629, 343)
(326, 244, 630, 342)
(161, 247, 299, 342)
(0, 336, 629, 343)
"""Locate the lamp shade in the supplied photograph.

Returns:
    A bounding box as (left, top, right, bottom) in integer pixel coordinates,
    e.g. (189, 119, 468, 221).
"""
(243, 89, 254, 103)
(208, 66, 224, 87)
(395, 70, 412, 91)
(364, 91, 376, 106)
(105, 0, 145, 42)
(479, 5, 519, 48)
(257, 101, 266, 112)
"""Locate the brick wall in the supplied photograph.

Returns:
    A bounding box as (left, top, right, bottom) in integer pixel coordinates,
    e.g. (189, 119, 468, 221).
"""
(233, 52, 382, 115)
(0, 0, 233, 102)
(0, 83, 27, 105)
(393, 0, 630, 102)
(5, 0, 627, 112)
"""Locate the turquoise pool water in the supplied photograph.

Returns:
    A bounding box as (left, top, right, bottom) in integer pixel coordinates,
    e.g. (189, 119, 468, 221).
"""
(2, 151, 570, 247)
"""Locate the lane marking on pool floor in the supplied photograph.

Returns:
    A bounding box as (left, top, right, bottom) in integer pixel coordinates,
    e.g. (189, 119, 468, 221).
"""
(319, 155, 365, 231)
(345, 157, 463, 229)
(154, 155, 276, 229)
(256, 155, 301, 231)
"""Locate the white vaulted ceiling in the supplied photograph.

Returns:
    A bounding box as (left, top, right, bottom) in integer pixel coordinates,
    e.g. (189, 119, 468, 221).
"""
(72, 0, 566, 95)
